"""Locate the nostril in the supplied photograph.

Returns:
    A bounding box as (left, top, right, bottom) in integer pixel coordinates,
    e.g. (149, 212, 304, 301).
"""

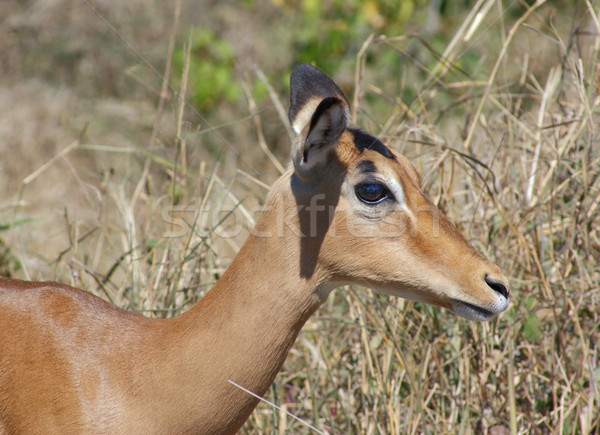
(485, 275, 509, 299)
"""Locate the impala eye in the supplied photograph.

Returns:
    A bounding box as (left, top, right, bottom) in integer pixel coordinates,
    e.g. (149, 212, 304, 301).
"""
(355, 183, 391, 204)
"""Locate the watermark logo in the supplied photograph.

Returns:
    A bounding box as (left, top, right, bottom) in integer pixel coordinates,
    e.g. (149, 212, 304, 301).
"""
(160, 193, 442, 240)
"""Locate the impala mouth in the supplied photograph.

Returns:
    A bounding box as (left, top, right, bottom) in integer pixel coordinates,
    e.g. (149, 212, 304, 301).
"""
(452, 301, 501, 321)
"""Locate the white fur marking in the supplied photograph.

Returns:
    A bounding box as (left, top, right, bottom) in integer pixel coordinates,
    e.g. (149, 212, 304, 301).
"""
(292, 100, 320, 134)
(387, 178, 408, 212)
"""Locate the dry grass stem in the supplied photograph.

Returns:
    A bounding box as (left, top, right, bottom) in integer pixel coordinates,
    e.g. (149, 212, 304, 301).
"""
(0, 1, 598, 433)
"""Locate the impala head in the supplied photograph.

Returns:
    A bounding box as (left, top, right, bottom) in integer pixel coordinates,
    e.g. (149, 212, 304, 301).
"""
(281, 63, 509, 321)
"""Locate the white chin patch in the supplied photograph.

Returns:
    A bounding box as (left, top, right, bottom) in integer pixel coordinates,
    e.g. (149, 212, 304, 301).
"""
(453, 302, 495, 321)
(453, 295, 509, 321)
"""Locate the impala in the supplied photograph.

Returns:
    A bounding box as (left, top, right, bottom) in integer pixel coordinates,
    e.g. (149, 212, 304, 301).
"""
(0, 64, 509, 434)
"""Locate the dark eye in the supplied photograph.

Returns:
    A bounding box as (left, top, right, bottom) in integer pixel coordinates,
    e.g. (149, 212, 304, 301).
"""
(355, 183, 390, 204)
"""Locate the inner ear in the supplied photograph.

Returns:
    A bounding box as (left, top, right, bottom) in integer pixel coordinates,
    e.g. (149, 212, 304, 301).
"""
(290, 97, 349, 181)
(303, 97, 348, 161)
(292, 96, 348, 176)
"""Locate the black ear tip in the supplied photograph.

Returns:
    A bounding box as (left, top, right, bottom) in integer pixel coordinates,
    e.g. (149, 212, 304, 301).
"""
(292, 63, 320, 74)
(290, 63, 326, 86)
(289, 63, 350, 133)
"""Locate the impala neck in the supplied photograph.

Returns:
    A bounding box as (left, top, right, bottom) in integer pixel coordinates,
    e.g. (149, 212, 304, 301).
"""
(149, 182, 327, 433)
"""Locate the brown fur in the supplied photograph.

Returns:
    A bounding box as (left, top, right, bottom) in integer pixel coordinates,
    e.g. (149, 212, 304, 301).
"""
(0, 65, 509, 434)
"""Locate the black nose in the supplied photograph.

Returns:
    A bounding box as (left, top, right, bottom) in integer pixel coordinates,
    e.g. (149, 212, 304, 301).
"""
(485, 275, 509, 299)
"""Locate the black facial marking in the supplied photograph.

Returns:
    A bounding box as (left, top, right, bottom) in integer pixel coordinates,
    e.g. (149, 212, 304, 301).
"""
(349, 128, 396, 160)
(356, 160, 377, 174)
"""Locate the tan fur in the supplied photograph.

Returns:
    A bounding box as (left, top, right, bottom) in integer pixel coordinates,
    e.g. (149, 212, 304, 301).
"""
(0, 65, 509, 434)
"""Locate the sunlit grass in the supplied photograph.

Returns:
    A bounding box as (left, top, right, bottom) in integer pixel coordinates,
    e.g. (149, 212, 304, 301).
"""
(0, 1, 598, 434)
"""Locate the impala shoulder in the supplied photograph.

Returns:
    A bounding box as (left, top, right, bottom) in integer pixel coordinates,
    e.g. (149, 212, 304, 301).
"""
(1, 278, 143, 326)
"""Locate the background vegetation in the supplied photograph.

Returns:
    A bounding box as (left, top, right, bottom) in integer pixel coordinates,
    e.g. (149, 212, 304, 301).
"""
(0, 0, 598, 433)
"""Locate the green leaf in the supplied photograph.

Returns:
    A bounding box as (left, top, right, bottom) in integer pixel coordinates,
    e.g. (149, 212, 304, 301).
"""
(523, 313, 542, 343)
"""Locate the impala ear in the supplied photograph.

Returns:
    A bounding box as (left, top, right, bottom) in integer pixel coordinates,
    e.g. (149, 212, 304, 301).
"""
(288, 64, 350, 181)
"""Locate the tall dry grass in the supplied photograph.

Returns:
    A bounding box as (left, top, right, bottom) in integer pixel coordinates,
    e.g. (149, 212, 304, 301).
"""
(1, 1, 598, 434)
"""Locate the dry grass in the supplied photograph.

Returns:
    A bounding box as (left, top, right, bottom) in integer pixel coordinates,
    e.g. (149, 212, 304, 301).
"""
(1, 1, 599, 434)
